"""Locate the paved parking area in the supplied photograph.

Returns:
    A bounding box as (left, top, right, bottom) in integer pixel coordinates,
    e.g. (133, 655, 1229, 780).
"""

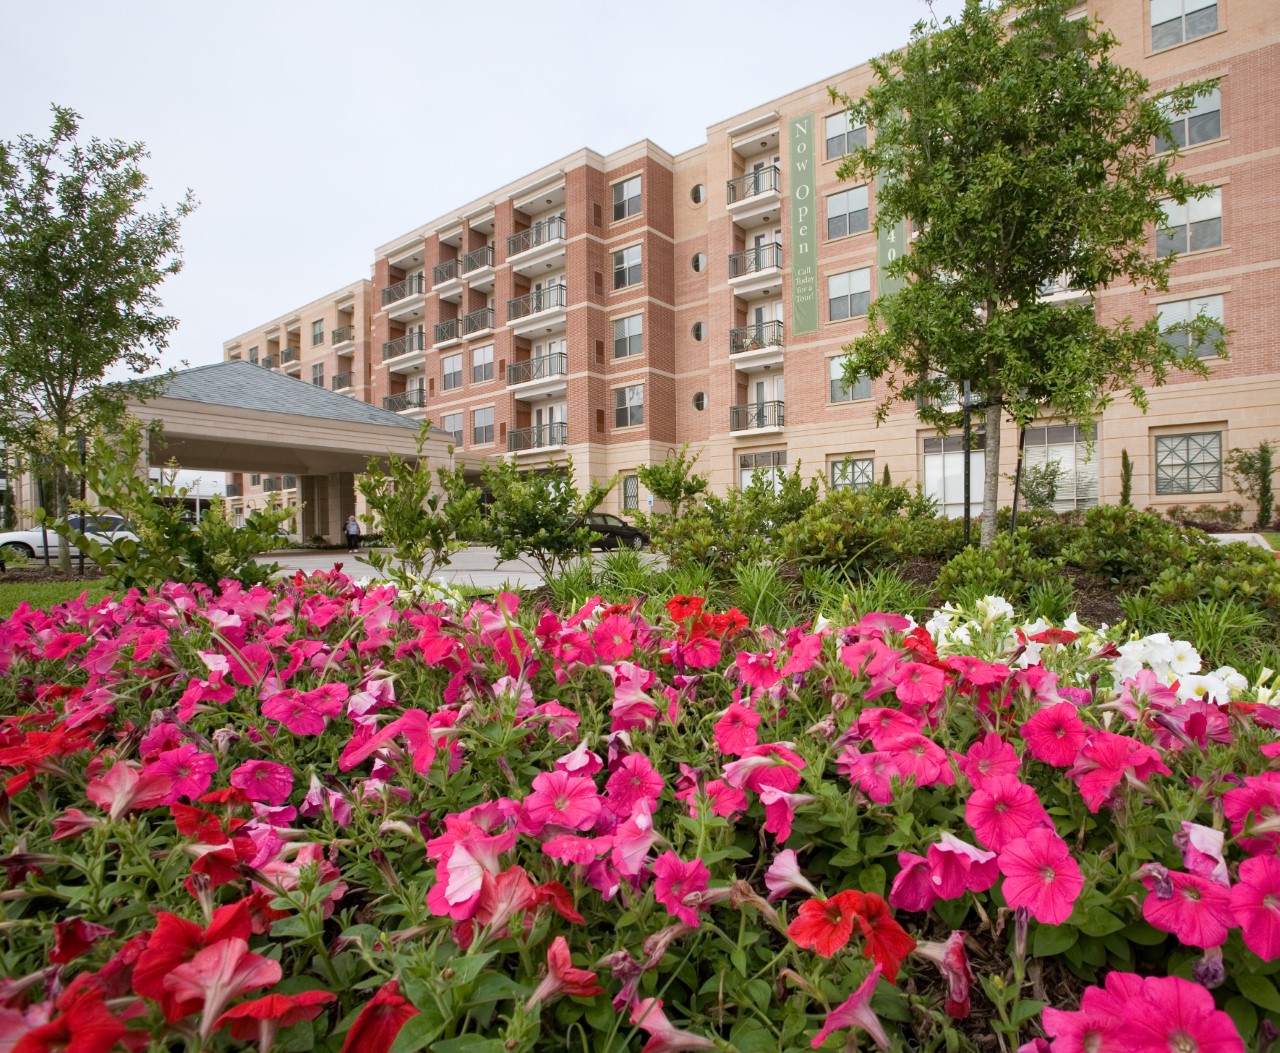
(264, 545, 546, 590)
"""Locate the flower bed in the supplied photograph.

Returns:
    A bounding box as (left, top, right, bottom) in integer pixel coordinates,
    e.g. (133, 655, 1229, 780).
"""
(0, 573, 1278, 1051)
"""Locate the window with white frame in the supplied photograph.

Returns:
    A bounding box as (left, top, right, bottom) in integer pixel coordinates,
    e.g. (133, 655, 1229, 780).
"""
(311, 363, 324, 387)
(1155, 431, 1222, 494)
(739, 450, 786, 492)
(827, 186, 869, 239)
(1022, 424, 1099, 510)
(615, 384, 644, 428)
(831, 456, 874, 491)
(311, 320, 324, 345)
(1157, 86, 1221, 153)
(472, 407, 495, 446)
(614, 314, 643, 358)
(923, 434, 986, 519)
(472, 344, 494, 383)
(1158, 294, 1224, 358)
(1151, 0, 1218, 50)
(828, 268, 872, 321)
(614, 246, 642, 289)
(825, 112, 867, 160)
(250, 473, 261, 486)
(442, 412, 463, 447)
(442, 353, 463, 391)
(829, 358, 872, 403)
(613, 176, 641, 220)
(1158, 188, 1222, 257)
(622, 474, 639, 511)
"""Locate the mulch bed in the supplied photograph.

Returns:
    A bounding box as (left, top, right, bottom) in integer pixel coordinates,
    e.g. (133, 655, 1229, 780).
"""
(0, 564, 105, 584)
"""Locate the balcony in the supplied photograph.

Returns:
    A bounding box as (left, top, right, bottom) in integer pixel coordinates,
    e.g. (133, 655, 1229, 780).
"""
(727, 165, 782, 224)
(279, 347, 300, 365)
(383, 389, 427, 413)
(332, 324, 355, 347)
(225, 484, 242, 498)
(382, 330, 426, 362)
(507, 216, 567, 276)
(729, 400, 785, 435)
(433, 318, 461, 347)
(464, 307, 495, 338)
(331, 371, 353, 391)
(507, 284, 568, 335)
(382, 273, 426, 306)
(461, 245, 495, 291)
(508, 422, 569, 454)
(507, 352, 568, 397)
(262, 478, 280, 493)
(260, 356, 278, 369)
(432, 258, 464, 303)
(729, 319, 785, 369)
(728, 243, 784, 297)
(1038, 272, 1089, 305)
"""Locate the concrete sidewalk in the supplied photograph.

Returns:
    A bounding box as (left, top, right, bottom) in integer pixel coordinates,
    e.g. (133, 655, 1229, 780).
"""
(263, 545, 545, 590)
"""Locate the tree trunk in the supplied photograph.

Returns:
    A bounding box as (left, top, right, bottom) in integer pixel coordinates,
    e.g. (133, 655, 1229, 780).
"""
(980, 394, 1003, 549)
(54, 434, 71, 574)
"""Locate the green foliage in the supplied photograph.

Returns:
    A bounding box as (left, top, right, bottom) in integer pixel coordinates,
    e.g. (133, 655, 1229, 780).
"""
(844, 567, 935, 622)
(937, 530, 1059, 607)
(1120, 448, 1134, 507)
(39, 423, 288, 590)
(1061, 505, 1203, 586)
(1227, 441, 1277, 530)
(356, 425, 482, 590)
(1026, 578, 1077, 623)
(0, 580, 109, 616)
(479, 459, 613, 580)
(634, 444, 708, 523)
(779, 483, 917, 570)
(730, 561, 795, 629)
(1013, 459, 1066, 512)
(833, 0, 1221, 545)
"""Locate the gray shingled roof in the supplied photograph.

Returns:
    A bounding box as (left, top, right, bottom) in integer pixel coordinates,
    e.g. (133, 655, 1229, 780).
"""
(152, 359, 442, 434)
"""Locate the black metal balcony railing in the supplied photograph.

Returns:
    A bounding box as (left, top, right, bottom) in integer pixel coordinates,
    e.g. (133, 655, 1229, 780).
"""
(464, 307, 495, 335)
(727, 165, 781, 204)
(507, 422, 569, 452)
(461, 245, 494, 275)
(381, 273, 426, 306)
(332, 324, 354, 344)
(279, 347, 300, 365)
(382, 330, 426, 361)
(382, 389, 427, 412)
(262, 478, 280, 493)
(432, 258, 459, 286)
(728, 243, 783, 278)
(507, 284, 568, 322)
(730, 400, 786, 431)
(260, 356, 278, 369)
(282, 475, 297, 489)
(225, 484, 242, 498)
(331, 372, 353, 390)
(507, 352, 568, 386)
(433, 318, 460, 344)
(729, 320, 785, 354)
(507, 215, 567, 257)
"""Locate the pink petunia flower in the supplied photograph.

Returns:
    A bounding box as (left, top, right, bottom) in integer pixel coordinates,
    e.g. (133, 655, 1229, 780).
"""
(1139, 865, 1234, 949)
(914, 931, 973, 1019)
(611, 801, 657, 877)
(883, 733, 955, 788)
(229, 760, 294, 807)
(759, 786, 815, 843)
(593, 615, 636, 663)
(85, 761, 175, 821)
(965, 776, 1051, 852)
(1175, 821, 1229, 885)
(809, 967, 889, 1051)
(1020, 703, 1087, 768)
(1067, 730, 1171, 813)
(144, 744, 217, 803)
(997, 827, 1083, 925)
(1230, 855, 1280, 961)
(735, 650, 782, 690)
(956, 733, 1020, 788)
(764, 849, 818, 901)
(855, 708, 922, 750)
(651, 852, 711, 928)
(837, 749, 899, 805)
(891, 662, 949, 712)
(605, 753, 664, 817)
(889, 852, 937, 913)
(927, 833, 999, 900)
(260, 683, 348, 736)
(780, 633, 823, 676)
(1223, 772, 1280, 856)
(523, 770, 602, 833)
(713, 703, 760, 756)
(630, 998, 716, 1053)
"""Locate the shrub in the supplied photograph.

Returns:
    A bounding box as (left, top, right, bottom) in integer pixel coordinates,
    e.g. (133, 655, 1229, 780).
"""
(1227, 440, 1277, 530)
(1061, 505, 1202, 585)
(936, 530, 1059, 606)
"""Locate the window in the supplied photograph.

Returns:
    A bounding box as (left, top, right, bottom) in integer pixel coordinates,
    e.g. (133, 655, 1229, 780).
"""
(691, 253, 707, 272)
(690, 184, 705, 205)
(1157, 86, 1221, 152)
(614, 314, 643, 358)
(472, 344, 494, 383)
(828, 268, 872, 321)
(1158, 189, 1221, 257)
(1158, 294, 1224, 358)
(248, 346, 259, 365)
(613, 176, 641, 220)
(1023, 424, 1099, 510)
(442, 412, 463, 447)
(831, 457, 874, 491)
(923, 434, 986, 519)
(311, 363, 324, 387)
(442, 353, 463, 391)
(623, 475, 639, 511)
(473, 407, 495, 446)
(692, 392, 706, 412)
(829, 359, 872, 403)
(826, 186, 869, 239)
(825, 112, 867, 160)
(311, 320, 324, 345)
(615, 384, 644, 428)
(1156, 431, 1222, 494)
(614, 246, 642, 289)
(739, 450, 786, 491)
(250, 474, 261, 486)
(1151, 0, 1218, 50)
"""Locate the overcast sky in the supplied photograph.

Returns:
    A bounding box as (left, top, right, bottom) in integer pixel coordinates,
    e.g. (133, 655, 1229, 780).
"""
(2, 0, 965, 373)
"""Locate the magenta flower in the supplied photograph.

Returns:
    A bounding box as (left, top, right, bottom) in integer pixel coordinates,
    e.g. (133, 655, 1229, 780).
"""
(1223, 772, 1280, 855)
(86, 760, 174, 821)
(144, 744, 217, 802)
(524, 770, 601, 832)
(629, 998, 716, 1053)
(605, 753, 664, 817)
(1140, 865, 1234, 949)
(1020, 703, 1087, 768)
(592, 614, 636, 662)
(229, 759, 294, 806)
(1067, 730, 1171, 813)
(956, 733, 1020, 788)
(891, 661, 948, 710)
(914, 931, 973, 1019)
(965, 776, 1050, 852)
(927, 833, 998, 900)
(838, 749, 898, 805)
(610, 802, 657, 877)
(883, 733, 955, 788)
(809, 966, 889, 1051)
(735, 650, 782, 690)
(764, 849, 818, 901)
(652, 851, 711, 927)
(1230, 855, 1280, 961)
(759, 786, 815, 843)
(1175, 821, 1229, 885)
(997, 827, 1083, 925)
(855, 707, 922, 750)
(260, 684, 347, 736)
(713, 703, 760, 756)
(780, 633, 823, 676)
(889, 852, 938, 913)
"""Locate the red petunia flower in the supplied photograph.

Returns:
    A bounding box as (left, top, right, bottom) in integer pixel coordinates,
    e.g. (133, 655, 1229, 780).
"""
(523, 936, 604, 1011)
(787, 889, 866, 958)
(49, 918, 114, 965)
(339, 980, 418, 1053)
(853, 892, 916, 983)
(215, 990, 336, 1050)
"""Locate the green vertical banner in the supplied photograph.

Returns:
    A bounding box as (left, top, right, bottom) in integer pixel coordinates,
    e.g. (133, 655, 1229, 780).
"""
(788, 113, 819, 335)
(875, 177, 908, 298)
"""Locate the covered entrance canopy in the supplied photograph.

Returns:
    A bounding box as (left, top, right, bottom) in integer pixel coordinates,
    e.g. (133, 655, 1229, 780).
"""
(124, 359, 467, 541)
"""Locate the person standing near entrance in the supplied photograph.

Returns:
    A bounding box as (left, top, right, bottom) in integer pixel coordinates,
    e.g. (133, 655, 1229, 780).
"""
(344, 515, 361, 552)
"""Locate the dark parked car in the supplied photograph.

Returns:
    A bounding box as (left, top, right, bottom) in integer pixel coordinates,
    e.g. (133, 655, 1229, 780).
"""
(582, 513, 649, 551)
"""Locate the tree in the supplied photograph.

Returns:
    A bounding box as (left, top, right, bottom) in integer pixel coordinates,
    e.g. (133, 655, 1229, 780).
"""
(0, 106, 195, 569)
(835, 0, 1223, 546)
(635, 444, 708, 522)
(1226, 441, 1277, 531)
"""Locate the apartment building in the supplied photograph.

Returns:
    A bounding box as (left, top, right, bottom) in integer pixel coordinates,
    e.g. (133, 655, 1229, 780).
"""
(227, 0, 1280, 525)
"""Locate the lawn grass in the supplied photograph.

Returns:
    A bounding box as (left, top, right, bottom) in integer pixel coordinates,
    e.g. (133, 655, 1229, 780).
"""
(0, 581, 110, 617)
(1265, 532, 1280, 551)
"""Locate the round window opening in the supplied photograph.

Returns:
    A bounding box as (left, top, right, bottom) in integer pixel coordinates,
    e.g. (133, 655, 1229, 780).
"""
(691, 184, 705, 204)
(693, 392, 706, 411)
(691, 323, 705, 341)
(691, 253, 707, 273)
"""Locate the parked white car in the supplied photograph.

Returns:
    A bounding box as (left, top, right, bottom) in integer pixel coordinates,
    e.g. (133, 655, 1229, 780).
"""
(0, 515, 137, 559)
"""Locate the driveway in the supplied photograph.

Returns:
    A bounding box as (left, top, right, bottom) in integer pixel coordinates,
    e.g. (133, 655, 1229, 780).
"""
(264, 545, 546, 590)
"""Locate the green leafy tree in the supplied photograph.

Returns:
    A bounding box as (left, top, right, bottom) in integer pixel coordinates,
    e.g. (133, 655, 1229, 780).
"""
(479, 459, 614, 580)
(834, 0, 1223, 546)
(1226, 441, 1277, 530)
(356, 425, 483, 590)
(635, 444, 708, 521)
(0, 106, 195, 570)
(1120, 448, 1134, 507)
